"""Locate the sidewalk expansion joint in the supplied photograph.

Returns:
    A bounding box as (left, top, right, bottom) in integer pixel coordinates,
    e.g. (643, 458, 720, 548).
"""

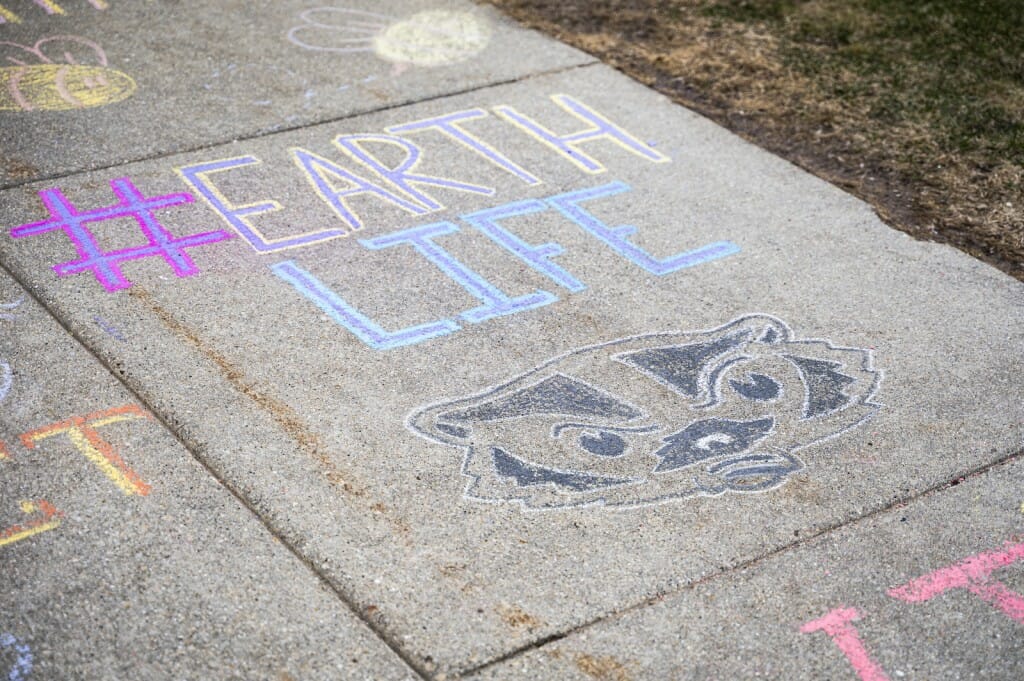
(459, 447, 1024, 678)
(0, 60, 597, 193)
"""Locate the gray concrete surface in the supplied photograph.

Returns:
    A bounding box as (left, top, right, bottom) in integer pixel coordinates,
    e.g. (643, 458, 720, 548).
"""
(0, 271, 416, 679)
(1, 2, 1022, 679)
(468, 457, 1024, 680)
(1, 61, 1020, 676)
(0, 0, 591, 187)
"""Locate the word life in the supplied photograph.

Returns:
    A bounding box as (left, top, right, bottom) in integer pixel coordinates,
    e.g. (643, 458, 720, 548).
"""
(275, 181, 738, 350)
(802, 538, 1024, 680)
(1, 404, 153, 550)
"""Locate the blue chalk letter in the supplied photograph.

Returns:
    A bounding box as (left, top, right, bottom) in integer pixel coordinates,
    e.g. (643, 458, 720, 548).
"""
(462, 200, 585, 293)
(272, 260, 458, 350)
(547, 182, 739, 275)
(360, 222, 556, 324)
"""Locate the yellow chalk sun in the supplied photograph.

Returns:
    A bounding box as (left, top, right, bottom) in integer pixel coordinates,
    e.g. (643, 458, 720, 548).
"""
(289, 8, 492, 68)
(373, 10, 491, 67)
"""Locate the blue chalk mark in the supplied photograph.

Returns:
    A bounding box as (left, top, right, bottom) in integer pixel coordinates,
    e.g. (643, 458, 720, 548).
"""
(359, 222, 557, 324)
(272, 260, 458, 350)
(546, 181, 739, 275)
(92, 315, 126, 342)
(462, 200, 585, 293)
(0, 633, 32, 681)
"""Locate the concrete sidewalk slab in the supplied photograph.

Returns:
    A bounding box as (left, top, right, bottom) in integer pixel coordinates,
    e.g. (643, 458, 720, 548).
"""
(0, 0, 591, 187)
(467, 458, 1024, 680)
(0, 63, 1021, 675)
(0, 272, 415, 679)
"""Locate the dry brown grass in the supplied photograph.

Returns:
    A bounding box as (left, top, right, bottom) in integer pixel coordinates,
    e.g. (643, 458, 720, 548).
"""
(488, 0, 1024, 280)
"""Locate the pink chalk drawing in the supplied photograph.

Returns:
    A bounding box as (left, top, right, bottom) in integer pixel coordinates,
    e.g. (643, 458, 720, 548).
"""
(800, 538, 1024, 679)
(801, 607, 891, 681)
(0, 34, 135, 111)
(888, 539, 1024, 624)
(9, 177, 233, 292)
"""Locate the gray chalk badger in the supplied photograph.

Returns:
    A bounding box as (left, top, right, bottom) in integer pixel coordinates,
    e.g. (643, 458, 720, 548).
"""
(409, 315, 882, 509)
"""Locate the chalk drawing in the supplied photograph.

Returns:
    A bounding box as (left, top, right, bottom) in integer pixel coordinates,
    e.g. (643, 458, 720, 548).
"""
(408, 314, 882, 509)
(9, 177, 233, 292)
(0, 0, 107, 23)
(0, 362, 11, 403)
(0, 35, 134, 111)
(547, 182, 738, 275)
(273, 180, 738, 349)
(177, 154, 405, 253)
(21, 404, 153, 496)
(0, 296, 23, 321)
(92, 315, 125, 341)
(335, 133, 495, 209)
(359, 221, 555, 324)
(0, 632, 32, 681)
(387, 109, 542, 187)
(494, 95, 670, 175)
(200, 62, 312, 112)
(800, 538, 1024, 679)
(287, 7, 491, 68)
(0, 499, 63, 549)
(173, 94, 672, 254)
(801, 607, 891, 681)
(888, 539, 1024, 624)
(272, 260, 459, 350)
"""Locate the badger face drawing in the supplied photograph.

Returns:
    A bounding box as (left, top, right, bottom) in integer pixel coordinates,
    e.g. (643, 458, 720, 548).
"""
(408, 315, 882, 509)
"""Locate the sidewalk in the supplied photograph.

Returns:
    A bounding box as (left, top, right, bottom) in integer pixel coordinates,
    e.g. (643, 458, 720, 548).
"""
(1, 2, 1021, 679)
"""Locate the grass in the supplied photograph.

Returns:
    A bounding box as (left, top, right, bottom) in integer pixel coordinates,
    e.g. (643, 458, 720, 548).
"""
(487, 0, 1024, 279)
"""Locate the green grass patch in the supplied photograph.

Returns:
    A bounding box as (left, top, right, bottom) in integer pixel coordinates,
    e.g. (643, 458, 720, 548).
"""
(702, 0, 1024, 163)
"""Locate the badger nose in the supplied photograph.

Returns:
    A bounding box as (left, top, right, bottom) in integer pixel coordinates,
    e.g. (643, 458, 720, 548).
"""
(652, 416, 774, 473)
(409, 408, 471, 443)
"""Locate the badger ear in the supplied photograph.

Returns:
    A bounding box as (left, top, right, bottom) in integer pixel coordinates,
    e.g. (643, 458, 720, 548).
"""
(407, 403, 474, 445)
(715, 314, 792, 345)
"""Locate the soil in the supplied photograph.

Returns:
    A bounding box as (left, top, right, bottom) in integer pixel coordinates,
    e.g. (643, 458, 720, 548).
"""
(485, 0, 1024, 282)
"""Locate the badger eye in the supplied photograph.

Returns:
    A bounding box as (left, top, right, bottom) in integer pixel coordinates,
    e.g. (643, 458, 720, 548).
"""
(729, 373, 780, 401)
(579, 431, 626, 457)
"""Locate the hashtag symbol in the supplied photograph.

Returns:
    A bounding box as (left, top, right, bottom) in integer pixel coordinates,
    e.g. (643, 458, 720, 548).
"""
(10, 177, 233, 292)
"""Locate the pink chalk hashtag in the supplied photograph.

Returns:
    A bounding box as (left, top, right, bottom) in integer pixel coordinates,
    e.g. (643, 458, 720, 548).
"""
(10, 177, 232, 292)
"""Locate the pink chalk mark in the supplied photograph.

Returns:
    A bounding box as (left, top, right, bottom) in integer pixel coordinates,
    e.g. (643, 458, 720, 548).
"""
(887, 539, 1024, 624)
(6, 65, 32, 111)
(54, 64, 82, 107)
(801, 607, 891, 681)
(0, 35, 107, 67)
